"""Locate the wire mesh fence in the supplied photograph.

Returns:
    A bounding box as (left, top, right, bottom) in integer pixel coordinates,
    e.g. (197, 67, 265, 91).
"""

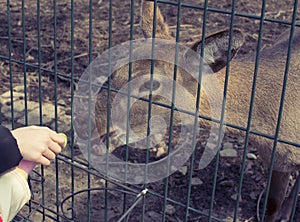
(0, 0, 300, 221)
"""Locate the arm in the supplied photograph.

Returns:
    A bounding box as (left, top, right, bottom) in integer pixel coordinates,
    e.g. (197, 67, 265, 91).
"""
(11, 126, 65, 166)
(0, 125, 66, 174)
(0, 126, 22, 174)
(0, 127, 67, 222)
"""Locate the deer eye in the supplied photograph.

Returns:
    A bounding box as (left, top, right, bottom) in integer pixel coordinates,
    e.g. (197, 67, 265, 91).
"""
(140, 80, 160, 92)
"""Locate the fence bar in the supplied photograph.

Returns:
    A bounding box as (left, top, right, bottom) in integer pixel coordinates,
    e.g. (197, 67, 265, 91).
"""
(6, 0, 14, 129)
(152, 0, 300, 27)
(162, 0, 182, 221)
(51, 1, 61, 221)
(290, 175, 300, 220)
(35, 0, 47, 220)
(70, 0, 76, 218)
(1, 0, 299, 221)
(122, 0, 136, 220)
(184, 0, 209, 220)
(261, 0, 299, 220)
(21, 0, 28, 127)
(139, 0, 161, 220)
(233, 0, 266, 220)
(104, 0, 114, 221)
(87, 0, 94, 221)
(208, 0, 237, 220)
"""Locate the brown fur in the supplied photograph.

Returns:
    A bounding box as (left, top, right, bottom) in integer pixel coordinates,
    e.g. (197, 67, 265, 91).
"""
(93, 1, 300, 220)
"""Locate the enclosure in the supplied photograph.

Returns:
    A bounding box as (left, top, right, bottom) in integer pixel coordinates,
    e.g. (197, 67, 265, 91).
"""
(0, 0, 300, 221)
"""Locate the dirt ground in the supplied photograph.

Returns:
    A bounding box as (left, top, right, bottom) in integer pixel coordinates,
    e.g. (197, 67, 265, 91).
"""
(0, 0, 299, 221)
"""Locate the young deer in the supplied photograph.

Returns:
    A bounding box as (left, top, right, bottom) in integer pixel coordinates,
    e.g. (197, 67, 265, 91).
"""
(86, 1, 299, 221)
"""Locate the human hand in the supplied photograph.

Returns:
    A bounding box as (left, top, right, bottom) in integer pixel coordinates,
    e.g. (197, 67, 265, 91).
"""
(11, 126, 66, 166)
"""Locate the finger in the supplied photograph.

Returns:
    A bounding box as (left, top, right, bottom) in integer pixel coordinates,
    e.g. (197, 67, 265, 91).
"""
(43, 148, 56, 161)
(37, 156, 51, 166)
(48, 140, 62, 155)
(50, 132, 67, 148)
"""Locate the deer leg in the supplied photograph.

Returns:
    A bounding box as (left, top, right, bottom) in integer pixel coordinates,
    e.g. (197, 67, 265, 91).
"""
(265, 171, 290, 222)
(278, 172, 300, 221)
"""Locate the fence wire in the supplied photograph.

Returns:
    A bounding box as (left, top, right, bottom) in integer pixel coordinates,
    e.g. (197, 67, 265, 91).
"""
(0, 0, 299, 221)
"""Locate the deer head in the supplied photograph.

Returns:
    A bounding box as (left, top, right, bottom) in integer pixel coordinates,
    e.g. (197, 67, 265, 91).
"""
(74, 1, 300, 220)
(90, 1, 244, 156)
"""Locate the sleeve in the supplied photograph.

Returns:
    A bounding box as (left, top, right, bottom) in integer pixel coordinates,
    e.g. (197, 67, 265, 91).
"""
(0, 168, 31, 222)
(0, 126, 22, 174)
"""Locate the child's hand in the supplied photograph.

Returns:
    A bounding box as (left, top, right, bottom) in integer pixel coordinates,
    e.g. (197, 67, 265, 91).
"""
(11, 126, 66, 166)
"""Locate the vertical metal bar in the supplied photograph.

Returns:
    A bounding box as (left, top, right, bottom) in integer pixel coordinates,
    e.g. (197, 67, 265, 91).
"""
(208, 0, 237, 220)
(290, 175, 300, 221)
(36, 0, 46, 220)
(261, 0, 298, 220)
(53, 2, 58, 131)
(122, 0, 135, 219)
(141, 0, 160, 220)
(162, 1, 181, 221)
(88, 0, 93, 220)
(105, 0, 114, 221)
(53, 0, 60, 220)
(6, 0, 14, 129)
(22, 0, 28, 127)
(21, 1, 32, 217)
(0, 102, 2, 125)
(184, 0, 208, 220)
(70, 0, 76, 218)
(37, 0, 42, 126)
(233, 0, 266, 221)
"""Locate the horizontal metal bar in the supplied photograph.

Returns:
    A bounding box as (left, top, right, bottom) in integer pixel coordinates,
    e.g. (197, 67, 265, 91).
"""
(87, 84, 300, 148)
(2, 51, 298, 148)
(56, 154, 222, 221)
(0, 55, 78, 82)
(150, 0, 300, 27)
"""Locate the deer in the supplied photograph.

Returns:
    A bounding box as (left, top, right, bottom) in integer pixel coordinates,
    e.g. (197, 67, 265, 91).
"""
(74, 1, 300, 221)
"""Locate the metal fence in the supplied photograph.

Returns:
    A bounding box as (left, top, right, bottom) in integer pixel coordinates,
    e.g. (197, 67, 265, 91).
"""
(0, 0, 300, 221)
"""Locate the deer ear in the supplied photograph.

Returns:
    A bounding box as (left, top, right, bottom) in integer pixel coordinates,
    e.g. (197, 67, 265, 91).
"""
(191, 29, 244, 73)
(140, 0, 172, 39)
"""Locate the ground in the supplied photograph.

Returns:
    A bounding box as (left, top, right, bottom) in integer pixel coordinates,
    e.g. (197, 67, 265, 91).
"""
(0, 0, 299, 221)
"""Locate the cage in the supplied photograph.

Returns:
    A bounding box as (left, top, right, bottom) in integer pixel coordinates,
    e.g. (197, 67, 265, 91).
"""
(0, 0, 299, 221)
